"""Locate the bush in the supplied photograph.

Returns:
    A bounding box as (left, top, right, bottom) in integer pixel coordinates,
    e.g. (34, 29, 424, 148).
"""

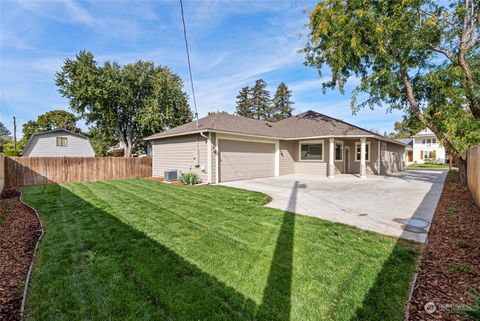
(449, 289, 480, 319)
(179, 172, 201, 185)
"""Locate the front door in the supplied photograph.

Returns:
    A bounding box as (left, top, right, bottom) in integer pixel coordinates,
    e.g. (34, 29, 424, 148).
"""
(408, 151, 413, 162)
(345, 147, 350, 173)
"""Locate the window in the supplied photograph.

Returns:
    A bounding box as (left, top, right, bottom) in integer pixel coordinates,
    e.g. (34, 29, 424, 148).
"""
(426, 139, 431, 145)
(300, 141, 323, 161)
(432, 138, 436, 144)
(56, 137, 68, 147)
(335, 141, 343, 161)
(422, 139, 426, 145)
(424, 150, 430, 159)
(355, 141, 370, 161)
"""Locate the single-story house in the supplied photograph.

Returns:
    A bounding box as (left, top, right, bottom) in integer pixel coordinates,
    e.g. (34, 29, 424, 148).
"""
(22, 128, 95, 157)
(395, 129, 446, 164)
(144, 110, 408, 183)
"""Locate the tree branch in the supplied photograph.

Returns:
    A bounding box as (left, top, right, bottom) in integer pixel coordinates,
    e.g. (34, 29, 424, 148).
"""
(430, 46, 455, 63)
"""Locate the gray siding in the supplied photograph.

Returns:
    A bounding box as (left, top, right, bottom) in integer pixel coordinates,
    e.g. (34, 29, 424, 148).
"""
(23, 132, 95, 157)
(279, 140, 295, 175)
(152, 134, 208, 182)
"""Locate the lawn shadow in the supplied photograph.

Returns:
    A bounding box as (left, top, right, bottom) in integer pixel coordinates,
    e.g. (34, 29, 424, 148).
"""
(350, 171, 447, 320)
(256, 181, 300, 321)
(22, 181, 300, 321)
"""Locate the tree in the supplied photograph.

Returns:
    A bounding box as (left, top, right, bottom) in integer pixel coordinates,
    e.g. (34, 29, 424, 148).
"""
(250, 79, 272, 120)
(37, 110, 79, 132)
(303, 0, 479, 161)
(56, 51, 192, 156)
(19, 110, 81, 148)
(388, 116, 424, 138)
(87, 127, 116, 157)
(235, 86, 253, 118)
(0, 122, 11, 152)
(272, 82, 294, 120)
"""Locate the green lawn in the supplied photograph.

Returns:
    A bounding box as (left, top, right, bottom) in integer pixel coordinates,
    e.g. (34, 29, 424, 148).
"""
(408, 163, 450, 169)
(22, 179, 419, 321)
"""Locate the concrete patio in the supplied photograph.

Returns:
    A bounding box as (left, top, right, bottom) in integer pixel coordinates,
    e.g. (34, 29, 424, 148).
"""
(221, 169, 448, 242)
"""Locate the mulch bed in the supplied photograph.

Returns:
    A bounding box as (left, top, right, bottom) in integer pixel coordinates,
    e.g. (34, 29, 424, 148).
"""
(409, 172, 480, 320)
(0, 189, 42, 321)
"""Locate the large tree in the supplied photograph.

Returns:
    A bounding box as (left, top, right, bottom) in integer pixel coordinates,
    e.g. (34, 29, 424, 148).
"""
(272, 82, 294, 120)
(19, 110, 81, 148)
(250, 79, 272, 121)
(303, 0, 479, 160)
(235, 86, 253, 118)
(56, 51, 192, 156)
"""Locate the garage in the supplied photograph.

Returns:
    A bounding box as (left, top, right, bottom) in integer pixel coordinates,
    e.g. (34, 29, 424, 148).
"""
(219, 139, 275, 182)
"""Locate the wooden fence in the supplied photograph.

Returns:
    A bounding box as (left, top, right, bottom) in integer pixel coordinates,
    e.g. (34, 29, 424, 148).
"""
(4, 157, 152, 188)
(462, 144, 480, 207)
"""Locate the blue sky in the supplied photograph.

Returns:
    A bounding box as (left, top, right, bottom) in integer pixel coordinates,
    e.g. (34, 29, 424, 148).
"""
(0, 0, 404, 139)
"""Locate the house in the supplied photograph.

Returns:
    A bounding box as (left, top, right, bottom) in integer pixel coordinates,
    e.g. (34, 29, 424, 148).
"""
(144, 110, 408, 183)
(396, 128, 446, 164)
(22, 129, 95, 157)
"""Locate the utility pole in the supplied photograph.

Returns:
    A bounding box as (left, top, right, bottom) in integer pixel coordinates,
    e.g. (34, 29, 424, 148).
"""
(13, 116, 16, 150)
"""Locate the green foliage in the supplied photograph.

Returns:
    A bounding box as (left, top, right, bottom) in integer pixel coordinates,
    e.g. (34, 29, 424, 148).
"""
(449, 289, 480, 319)
(389, 116, 424, 139)
(3, 140, 24, 156)
(0, 121, 12, 152)
(235, 86, 253, 118)
(87, 127, 116, 157)
(21, 110, 81, 145)
(55, 51, 192, 157)
(235, 80, 295, 121)
(250, 79, 272, 120)
(272, 82, 294, 120)
(303, 0, 480, 156)
(179, 172, 201, 185)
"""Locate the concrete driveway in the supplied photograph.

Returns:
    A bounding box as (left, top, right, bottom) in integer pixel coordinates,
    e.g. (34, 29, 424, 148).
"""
(221, 170, 447, 242)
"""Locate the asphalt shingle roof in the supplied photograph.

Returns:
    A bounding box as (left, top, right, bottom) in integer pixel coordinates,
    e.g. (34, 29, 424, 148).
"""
(144, 110, 406, 146)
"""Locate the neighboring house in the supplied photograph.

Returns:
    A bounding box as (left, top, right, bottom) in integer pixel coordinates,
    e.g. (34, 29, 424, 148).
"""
(396, 129, 446, 164)
(22, 129, 95, 157)
(144, 110, 408, 183)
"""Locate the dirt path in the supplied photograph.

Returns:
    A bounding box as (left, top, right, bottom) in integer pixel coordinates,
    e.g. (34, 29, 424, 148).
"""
(0, 190, 42, 321)
(408, 172, 480, 320)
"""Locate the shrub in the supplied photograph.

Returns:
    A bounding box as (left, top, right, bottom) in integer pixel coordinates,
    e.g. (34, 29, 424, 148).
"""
(449, 289, 480, 319)
(179, 172, 201, 185)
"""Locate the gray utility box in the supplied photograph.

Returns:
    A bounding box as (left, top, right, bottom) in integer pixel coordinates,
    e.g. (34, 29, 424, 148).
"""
(164, 170, 178, 181)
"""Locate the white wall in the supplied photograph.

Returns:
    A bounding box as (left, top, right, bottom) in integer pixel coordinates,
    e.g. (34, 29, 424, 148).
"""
(412, 136, 446, 164)
(23, 132, 95, 157)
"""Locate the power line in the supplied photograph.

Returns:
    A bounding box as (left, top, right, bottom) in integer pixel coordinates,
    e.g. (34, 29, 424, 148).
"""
(179, 0, 198, 128)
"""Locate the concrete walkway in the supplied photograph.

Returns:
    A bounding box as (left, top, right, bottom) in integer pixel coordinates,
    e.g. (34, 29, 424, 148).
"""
(221, 170, 448, 243)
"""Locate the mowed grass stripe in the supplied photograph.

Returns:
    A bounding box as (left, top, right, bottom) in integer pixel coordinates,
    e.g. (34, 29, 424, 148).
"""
(22, 179, 419, 321)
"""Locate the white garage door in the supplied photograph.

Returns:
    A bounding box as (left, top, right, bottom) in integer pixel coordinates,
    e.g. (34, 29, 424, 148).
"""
(219, 139, 275, 182)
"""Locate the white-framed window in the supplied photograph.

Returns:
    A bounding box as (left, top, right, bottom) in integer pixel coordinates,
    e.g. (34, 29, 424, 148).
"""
(335, 141, 343, 161)
(432, 138, 436, 144)
(299, 140, 324, 161)
(426, 139, 431, 145)
(424, 150, 430, 159)
(422, 139, 426, 145)
(56, 137, 68, 147)
(355, 141, 370, 162)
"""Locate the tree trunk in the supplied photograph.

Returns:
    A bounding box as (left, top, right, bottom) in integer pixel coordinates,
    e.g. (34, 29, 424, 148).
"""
(399, 69, 460, 160)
